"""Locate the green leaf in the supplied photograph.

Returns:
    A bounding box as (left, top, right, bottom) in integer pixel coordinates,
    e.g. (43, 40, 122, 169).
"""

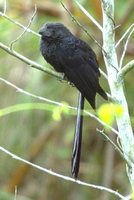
(52, 107, 61, 121)
(52, 102, 69, 121)
(97, 103, 124, 126)
(60, 101, 69, 114)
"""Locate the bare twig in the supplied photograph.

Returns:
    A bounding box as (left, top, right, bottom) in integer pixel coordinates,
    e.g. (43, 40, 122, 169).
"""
(118, 60, 134, 82)
(3, 0, 7, 14)
(96, 129, 130, 166)
(116, 23, 134, 48)
(14, 186, 17, 200)
(10, 5, 37, 49)
(119, 27, 134, 68)
(0, 77, 72, 107)
(99, 69, 108, 80)
(0, 10, 39, 37)
(0, 42, 61, 78)
(60, 1, 104, 52)
(0, 77, 119, 135)
(100, 133, 115, 200)
(0, 146, 127, 200)
(75, 1, 103, 32)
(124, 194, 132, 200)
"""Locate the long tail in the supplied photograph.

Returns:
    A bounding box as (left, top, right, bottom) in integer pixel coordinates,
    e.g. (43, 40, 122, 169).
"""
(98, 85, 108, 100)
(71, 93, 85, 179)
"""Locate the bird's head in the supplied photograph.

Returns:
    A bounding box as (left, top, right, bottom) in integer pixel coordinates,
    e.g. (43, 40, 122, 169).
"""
(39, 22, 72, 40)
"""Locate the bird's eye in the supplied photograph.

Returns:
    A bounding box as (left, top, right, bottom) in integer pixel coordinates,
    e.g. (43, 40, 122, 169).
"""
(46, 26, 50, 29)
(46, 26, 55, 34)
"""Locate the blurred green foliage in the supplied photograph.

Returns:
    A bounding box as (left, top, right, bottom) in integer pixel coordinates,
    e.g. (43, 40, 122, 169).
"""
(0, 0, 133, 199)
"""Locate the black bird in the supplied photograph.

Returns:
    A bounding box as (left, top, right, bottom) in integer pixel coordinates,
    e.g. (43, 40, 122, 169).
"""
(39, 22, 107, 109)
(39, 22, 107, 178)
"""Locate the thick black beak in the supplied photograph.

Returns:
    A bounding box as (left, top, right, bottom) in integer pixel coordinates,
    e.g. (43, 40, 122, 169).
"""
(39, 27, 44, 35)
(39, 26, 51, 37)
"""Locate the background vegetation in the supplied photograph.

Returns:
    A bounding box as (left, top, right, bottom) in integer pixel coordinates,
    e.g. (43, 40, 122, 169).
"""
(0, 0, 134, 199)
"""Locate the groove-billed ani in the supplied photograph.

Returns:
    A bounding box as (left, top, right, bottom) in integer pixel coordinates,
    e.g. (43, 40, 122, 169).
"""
(39, 22, 107, 109)
(39, 22, 108, 179)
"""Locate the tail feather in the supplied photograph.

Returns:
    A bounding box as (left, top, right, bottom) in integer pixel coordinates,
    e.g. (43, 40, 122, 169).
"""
(98, 85, 108, 100)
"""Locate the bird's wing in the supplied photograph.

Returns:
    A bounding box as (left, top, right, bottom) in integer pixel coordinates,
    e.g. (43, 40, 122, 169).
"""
(76, 39, 100, 76)
(59, 52, 99, 109)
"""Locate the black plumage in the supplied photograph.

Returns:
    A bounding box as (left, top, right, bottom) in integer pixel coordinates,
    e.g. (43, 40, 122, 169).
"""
(39, 22, 107, 109)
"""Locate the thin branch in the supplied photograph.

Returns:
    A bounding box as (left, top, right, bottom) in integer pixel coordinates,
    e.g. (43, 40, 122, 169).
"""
(0, 42, 61, 79)
(3, 0, 7, 14)
(96, 129, 131, 166)
(119, 27, 134, 68)
(14, 186, 17, 200)
(116, 23, 134, 48)
(118, 60, 134, 82)
(60, 1, 104, 52)
(99, 69, 108, 80)
(0, 10, 39, 37)
(10, 5, 37, 49)
(0, 146, 127, 200)
(75, 1, 103, 32)
(0, 77, 73, 107)
(124, 194, 132, 200)
(85, 111, 119, 135)
(0, 77, 119, 135)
